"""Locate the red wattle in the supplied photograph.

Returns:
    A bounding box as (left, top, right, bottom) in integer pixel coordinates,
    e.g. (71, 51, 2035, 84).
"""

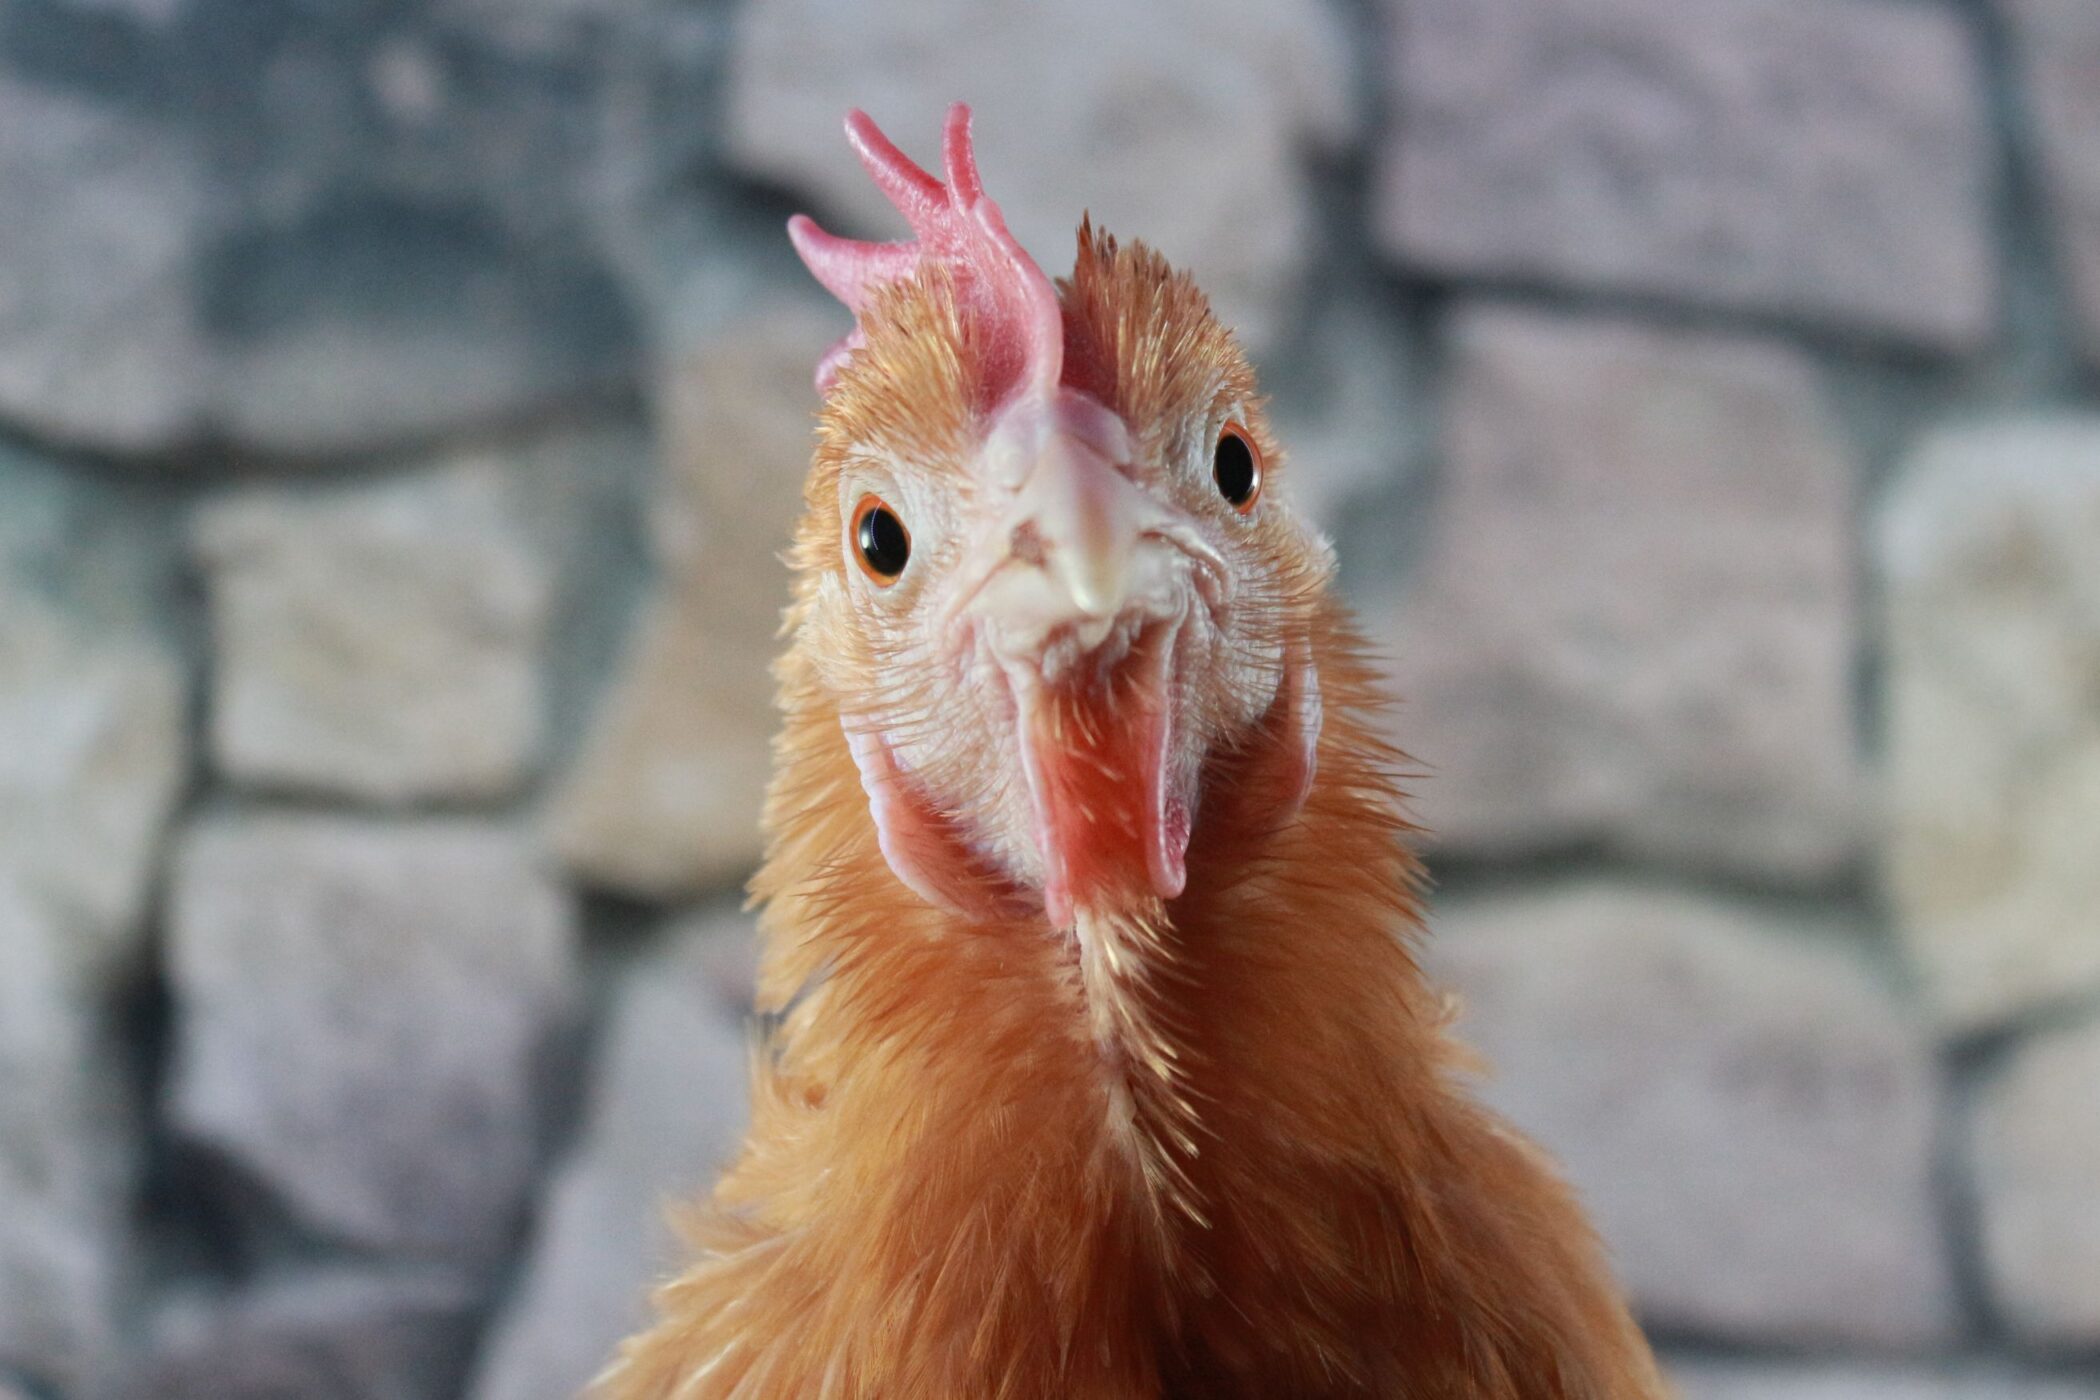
(1015, 625, 1187, 927)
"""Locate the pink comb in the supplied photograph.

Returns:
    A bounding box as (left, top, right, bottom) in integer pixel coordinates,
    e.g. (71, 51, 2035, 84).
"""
(789, 104, 1063, 406)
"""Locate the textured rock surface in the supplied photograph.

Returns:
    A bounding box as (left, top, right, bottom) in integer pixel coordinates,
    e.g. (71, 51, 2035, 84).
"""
(724, 0, 1350, 349)
(468, 905, 752, 1400)
(0, 443, 185, 639)
(0, 878, 130, 1396)
(0, 590, 185, 981)
(1428, 883, 1954, 1345)
(548, 586, 776, 897)
(1377, 307, 1860, 881)
(1375, 0, 1996, 350)
(550, 312, 827, 897)
(0, 2, 672, 457)
(1878, 420, 2100, 1030)
(1970, 1016, 2100, 1345)
(105, 1269, 477, 1400)
(2003, 0, 2100, 368)
(166, 817, 578, 1267)
(1673, 1360, 2100, 1398)
(192, 459, 553, 805)
(1266, 296, 1421, 542)
(203, 200, 637, 458)
(0, 73, 206, 451)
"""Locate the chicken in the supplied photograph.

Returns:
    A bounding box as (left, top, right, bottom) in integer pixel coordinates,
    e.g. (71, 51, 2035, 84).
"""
(602, 104, 1667, 1400)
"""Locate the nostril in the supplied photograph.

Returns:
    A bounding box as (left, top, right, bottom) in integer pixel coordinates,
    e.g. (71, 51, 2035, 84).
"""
(1009, 520, 1049, 568)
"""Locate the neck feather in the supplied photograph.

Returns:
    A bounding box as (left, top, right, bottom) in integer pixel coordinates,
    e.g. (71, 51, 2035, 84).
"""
(749, 601, 1439, 1257)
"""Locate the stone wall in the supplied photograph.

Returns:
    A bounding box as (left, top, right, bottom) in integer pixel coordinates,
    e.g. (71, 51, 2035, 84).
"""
(0, 0, 2096, 1396)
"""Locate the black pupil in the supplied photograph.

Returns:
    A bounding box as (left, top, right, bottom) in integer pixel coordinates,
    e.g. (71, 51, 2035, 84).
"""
(857, 504, 910, 577)
(1213, 430, 1257, 506)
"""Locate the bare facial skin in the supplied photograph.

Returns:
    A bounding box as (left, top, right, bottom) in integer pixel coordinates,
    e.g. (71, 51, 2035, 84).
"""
(827, 379, 1318, 927)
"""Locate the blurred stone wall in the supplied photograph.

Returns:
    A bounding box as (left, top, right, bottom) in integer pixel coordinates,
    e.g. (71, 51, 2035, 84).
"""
(0, 0, 2097, 1397)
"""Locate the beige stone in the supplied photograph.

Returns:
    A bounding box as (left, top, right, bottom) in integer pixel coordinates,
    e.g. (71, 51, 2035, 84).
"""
(1878, 419, 2100, 1029)
(192, 457, 552, 804)
(549, 310, 826, 898)
(548, 584, 778, 897)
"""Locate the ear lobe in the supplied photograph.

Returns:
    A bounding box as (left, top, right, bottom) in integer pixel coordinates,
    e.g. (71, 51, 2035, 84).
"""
(842, 716, 1024, 922)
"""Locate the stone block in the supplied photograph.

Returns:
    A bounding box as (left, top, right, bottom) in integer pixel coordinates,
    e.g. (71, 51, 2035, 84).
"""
(1375, 0, 1996, 350)
(1429, 882, 1955, 1345)
(1878, 419, 2100, 1030)
(166, 816, 579, 1267)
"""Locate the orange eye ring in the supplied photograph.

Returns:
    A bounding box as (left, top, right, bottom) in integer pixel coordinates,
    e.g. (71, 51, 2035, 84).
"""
(1213, 421, 1262, 513)
(850, 493, 911, 585)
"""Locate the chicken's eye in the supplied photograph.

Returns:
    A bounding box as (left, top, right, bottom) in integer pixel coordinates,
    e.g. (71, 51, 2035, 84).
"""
(852, 494, 911, 584)
(1213, 422, 1262, 512)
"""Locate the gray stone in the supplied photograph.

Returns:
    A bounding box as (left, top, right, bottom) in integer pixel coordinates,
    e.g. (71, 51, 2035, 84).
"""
(192, 458, 553, 805)
(549, 312, 827, 898)
(0, 73, 208, 451)
(1672, 1360, 2100, 1399)
(2003, 0, 2100, 369)
(1970, 1015, 2100, 1345)
(172, 0, 654, 455)
(203, 0, 709, 263)
(1267, 295, 1421, 541)
(58, 0, 187, 22)
(467, 905, 752, 1400)
(0, 9, 717, 460)
(0, 1, 658, 459)
(724, 0, 1352, 349)
(0, 587, 186, 983)
(1427, 882, 1955, 1346)
(166, 816, 579, 1267)
(1375, 0, 1996, 351)
(0, 445, 184, 634)
(676, 904, 761, 1015)
(0, 877, 132, 1396)
(1374, 306, 1861, 882)
(436, 0, 664, 58)
(106, 1268, 477, 1400)
(202, 198, 638, 458)
(1877, 419, 2100, 1030)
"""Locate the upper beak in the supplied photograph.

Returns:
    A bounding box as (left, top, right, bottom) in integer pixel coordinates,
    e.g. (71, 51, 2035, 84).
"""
(963, 390, 1159, 642)
(1015, 417, 1148, 619)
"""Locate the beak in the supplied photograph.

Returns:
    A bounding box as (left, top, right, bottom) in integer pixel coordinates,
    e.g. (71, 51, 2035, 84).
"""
(1014, 418, 1147, 619)
(953, 390, 1204, 922)
(967, 389, 1157, 640)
